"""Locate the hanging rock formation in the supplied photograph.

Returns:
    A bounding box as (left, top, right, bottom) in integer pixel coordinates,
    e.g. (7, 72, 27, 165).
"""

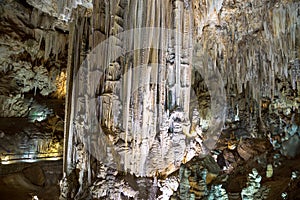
(59, 0, 300, 199)
(0, 0, 68, 171)
(0, 0, 69, 117)
(65, 0, 214, 179)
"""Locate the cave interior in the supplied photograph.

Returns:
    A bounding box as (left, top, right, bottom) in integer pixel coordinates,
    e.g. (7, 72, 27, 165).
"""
(0, 0, 300, 200)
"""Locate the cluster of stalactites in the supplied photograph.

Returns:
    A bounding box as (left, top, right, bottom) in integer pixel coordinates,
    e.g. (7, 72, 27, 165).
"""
(69, 0, 202, 177)
(194, 1, 299, 105)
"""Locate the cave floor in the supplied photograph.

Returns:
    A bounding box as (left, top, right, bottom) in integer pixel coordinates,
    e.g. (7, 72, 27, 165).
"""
(0, 160, 63, 200)
(0, 157, 300, 200)
(0, 146, 300, 199)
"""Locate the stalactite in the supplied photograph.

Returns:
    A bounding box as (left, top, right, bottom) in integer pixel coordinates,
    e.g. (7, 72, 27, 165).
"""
(61, 0, 300, 199)
(65, 0, 207, 182)
(192, 1, 300, 139)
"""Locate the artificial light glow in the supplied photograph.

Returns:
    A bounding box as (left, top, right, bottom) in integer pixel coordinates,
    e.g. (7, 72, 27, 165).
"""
(53, 71, 66, 99)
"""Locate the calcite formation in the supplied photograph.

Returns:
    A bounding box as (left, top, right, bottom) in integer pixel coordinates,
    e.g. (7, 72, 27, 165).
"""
(0, 0, 69, 118)
(0, 0, 294, 198)
(65, 0, 217, 180)
(59, 0, 300, 199)
(241, 168, 270, 200)
(0, 0, 67, 165)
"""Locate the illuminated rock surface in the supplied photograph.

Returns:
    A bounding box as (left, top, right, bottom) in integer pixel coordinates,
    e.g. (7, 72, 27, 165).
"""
(0, 0, 300, 199)
(0, 0, 66, 170)
(62, 0, 300, 199)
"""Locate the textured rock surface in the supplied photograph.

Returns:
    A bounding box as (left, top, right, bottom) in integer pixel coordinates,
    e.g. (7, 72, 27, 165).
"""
(1, 0, 300, 199)
(0, 0, 67, 170)
(0, 116, 64, 164)
(66, 0, 211, 179)
(0, 0, 68, 118)
(0, 161, 63, 200)
(60, 0, 300, 199)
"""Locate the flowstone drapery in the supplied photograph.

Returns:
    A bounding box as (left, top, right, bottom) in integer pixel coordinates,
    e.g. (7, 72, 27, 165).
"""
(66, 0, 225, 179)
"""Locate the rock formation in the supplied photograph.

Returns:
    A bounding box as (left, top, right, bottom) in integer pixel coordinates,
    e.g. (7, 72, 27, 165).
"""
(60, 0, 300, 199)
(0, 0, 67, 169)
(0, 0, 300, 199)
